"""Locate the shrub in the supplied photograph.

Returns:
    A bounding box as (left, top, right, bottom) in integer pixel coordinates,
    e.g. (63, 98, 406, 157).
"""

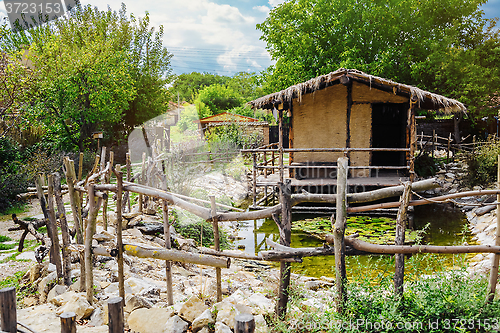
(0, 137, 29, 212)
(465, 138, 500, 186)
(414, 153, 440, 178)
(175, 220, 230, 249)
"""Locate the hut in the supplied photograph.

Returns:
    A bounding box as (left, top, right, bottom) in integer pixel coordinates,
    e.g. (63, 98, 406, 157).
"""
(197, 112, 270, 146)
(247, 68, 466, 192)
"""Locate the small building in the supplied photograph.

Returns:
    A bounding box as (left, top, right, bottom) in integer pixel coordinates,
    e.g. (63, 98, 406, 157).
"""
(197, 112, 270, 146)
(248, 68, 465, 190)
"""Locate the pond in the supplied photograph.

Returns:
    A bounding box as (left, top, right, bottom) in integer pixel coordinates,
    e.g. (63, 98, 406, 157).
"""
(233, 203, 474, 280)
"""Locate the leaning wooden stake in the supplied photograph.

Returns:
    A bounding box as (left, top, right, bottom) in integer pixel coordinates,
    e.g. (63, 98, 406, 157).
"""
(53, 173, 73, 286)
(47, 174, 63, 279)
(113, 165, 125, 301)
(63, 158, 83, 244)
(60, 312, 77, 333)
(487, 155, 500, 302)
(162, 199, 173, 306)
(276, 181, 292, 318)
(210, 196, 222, 303)
(84, 184, 102, 304)
(334, 157, 348, 314)
(0, 287, 16, 333)
(126, 152, 131, 213)
(394, 181, 412, 297)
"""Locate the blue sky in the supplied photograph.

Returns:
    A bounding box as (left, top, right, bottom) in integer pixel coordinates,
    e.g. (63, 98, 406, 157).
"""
(1, 0, 499, 76)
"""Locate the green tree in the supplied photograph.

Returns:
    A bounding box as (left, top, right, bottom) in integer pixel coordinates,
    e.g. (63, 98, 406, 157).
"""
(1, 4, 173, 150)
(194, 84, 242, 118)
(257, 0, 500, 116)
(169, 72, 230, 103)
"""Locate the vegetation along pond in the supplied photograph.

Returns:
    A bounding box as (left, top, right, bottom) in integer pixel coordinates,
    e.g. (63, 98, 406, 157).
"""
(234, 203, 474, 279)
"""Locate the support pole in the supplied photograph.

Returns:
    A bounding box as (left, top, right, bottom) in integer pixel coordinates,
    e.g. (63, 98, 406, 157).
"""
(103, 151, 113, 231)
(432, 129, 436, 158)
(126, 152, 131, 213)
(276, 181, 292, 318)
(139, 152, 146, 213)
(210, 196, 222, 303)
(0, 287, 16, 333)
(252, 153, 257, 207)
(162, 199, 173, 306)
(114, 166, 125, 302)
(333, 157, 348, 314)
(108, 297, 124, 333)
(394, 181, 412, 297)
(47, 174, 63, 279)
(487, 155, 500, 302)
(63, 158, 83, 244)
(60, 312, 77, 333)
(53, 173, 72, 286)
(85, 183, 102, 304)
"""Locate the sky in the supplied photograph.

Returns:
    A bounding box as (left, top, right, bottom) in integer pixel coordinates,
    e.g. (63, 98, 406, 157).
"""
(1, 0, 499, 77)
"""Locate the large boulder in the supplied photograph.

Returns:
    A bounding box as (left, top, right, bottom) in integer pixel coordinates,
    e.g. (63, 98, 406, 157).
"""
(178, 296, 209, 323)
(55, 293, 95, 320)
(191, 309, 215, 333)
(163, 315, 189, 333)
(128, 308, 174, 333)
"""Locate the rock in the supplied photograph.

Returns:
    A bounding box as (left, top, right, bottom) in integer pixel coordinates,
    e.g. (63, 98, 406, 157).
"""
(129, 215, 143, 227)
(163, 315, 189, 333)
(89, 306, 105, 327)
(94, 230, 114, 242)
(125, 277, 159, 295)
(300, 298, 324, 311)
(248, 293, 274, 315)
(22, 296, 38, 307)
(473, 186, 482, 191)
(128, 308, 174, 333)
(125, 294, 153, 313)
(38, 271, 58, 302)
(215, 301, 252, 330)
(255, 314, 269, 333)
(304, 280, 334, 291)
(56, 293, 95, 320)
(47, 284, 68, 304)
(178, 296, 209, 323)
(198, 328, 210, 333)
(215, 322, 233, 333)
(29, 263, 45, 283)
(191, 309, 215, 332)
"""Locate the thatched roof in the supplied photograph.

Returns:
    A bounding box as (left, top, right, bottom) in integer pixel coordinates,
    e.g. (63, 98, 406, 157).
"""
(249, 68, 466, 113)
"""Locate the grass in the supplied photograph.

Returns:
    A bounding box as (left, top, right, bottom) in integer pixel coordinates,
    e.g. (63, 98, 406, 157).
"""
(0, 243, 15, 250)
(0, 235, 12, 242)
(269, 253, 500, 333)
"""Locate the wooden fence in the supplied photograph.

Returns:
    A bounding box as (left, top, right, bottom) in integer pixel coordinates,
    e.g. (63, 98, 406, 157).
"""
(10, 145, 500, 321)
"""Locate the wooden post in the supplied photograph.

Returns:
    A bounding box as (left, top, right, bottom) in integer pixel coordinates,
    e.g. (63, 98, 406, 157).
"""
(126, 152, 131, 213)
(487, 155, 500, 302)
(114, 166, 125, 302)
(78, 152, 84, 182)
(447, 133, 452, 163)
(139, 152, 146, 213)
(394, 181, 412, 297)
(84, 183, 102, 304)
(60, 312, 76, 333)
(252, 153, 257, 207)
(333, 157, 348, 313)
(0, 287, 16, 333)
(278, 109, 284, 184)
(47, 174, 63, 279)
(432, 130, 436, 158)
(63, 158, 83, 244)
(108, 297, 124, 333)
(235, 313, 255, 333)
(162, 199, 173, 306)
(210, 196, 222, 303)
(276, 181, 292, 318)
(264, 151, 268, 178)
(53, 173, 72, 286)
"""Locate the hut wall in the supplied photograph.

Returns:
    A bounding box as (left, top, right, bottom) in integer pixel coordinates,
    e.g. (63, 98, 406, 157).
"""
(352, 81, 409, 104)
(350, 103, 372, 177)
(292, 84, 347, 163)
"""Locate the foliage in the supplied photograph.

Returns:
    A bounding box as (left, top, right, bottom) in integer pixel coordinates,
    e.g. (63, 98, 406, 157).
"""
(257, 0, 500, 119)
(0, 137, 28, 212)
(1, 4, 172, 151)
(465, 137, 500, 186)
(169, 72, 230, 103)
(175, 220, 230, 249)
(194, 84, 243, 118)
(414, 153, 440, 178)
(205, 123, 263, 149)
(271, 256, 500, 333)
(0, 235, 12, 242)
(292, 216, 419, 245)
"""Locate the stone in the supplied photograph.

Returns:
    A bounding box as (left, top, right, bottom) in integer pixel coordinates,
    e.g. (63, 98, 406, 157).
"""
(215, 301, 252, 330)
(89, 306, 105, 327)
(254, 314, 270, 333)
(47, 284, 68, 304)
(248, 293, 274, 315)
(163, 315, 189, 333)
(128, 308, 174, 333)
(93, 230, 114, 242)
(28, 263, 45, 283)
(191, 309, 215, 332)
(215, 322, 233, 333)
(125, 294, 153, 313)
(22, 296, 38, 307)
(178, 296, 209, 323)
(125, 277, 159, 295)
(198, 328, 210, 333)
(56, 293, 95, 320)
(300, 298, 324, 311)
(38, 271, 58, 302)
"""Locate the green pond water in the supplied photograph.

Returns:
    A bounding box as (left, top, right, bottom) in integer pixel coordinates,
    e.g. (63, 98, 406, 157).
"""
(234, 204, 474, 280)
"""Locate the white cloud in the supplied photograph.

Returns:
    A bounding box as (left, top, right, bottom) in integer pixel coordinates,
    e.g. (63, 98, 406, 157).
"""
(268, 0, 286, 7)
(253, 5, 270, 13)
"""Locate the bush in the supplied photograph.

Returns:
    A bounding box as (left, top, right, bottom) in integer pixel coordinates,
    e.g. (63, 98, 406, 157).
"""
(175, 220, 230, 249)
(0, 137, 29, 212)
(465, 138, 500, 186)
(414, 153, 440, 178)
